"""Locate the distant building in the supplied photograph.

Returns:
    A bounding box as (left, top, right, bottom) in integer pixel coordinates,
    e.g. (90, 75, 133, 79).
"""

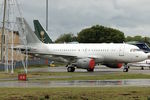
(0, 28, 26, 61)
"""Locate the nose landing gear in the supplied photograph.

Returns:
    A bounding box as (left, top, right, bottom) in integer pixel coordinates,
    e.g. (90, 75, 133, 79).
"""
(123, 64, 129, 72)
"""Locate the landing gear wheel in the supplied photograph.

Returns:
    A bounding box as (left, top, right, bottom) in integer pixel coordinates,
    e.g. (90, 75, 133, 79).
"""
(87, 69, 94, 72)
(141, 67, 144, 70)
(123, 64, 129, 72)
(123, 68, 128, 72)
(67, 67, 75, 72)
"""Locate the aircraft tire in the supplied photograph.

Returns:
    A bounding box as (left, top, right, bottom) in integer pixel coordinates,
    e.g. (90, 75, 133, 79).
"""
(67, 67, 75, 72)
(123, 68, 128, 72)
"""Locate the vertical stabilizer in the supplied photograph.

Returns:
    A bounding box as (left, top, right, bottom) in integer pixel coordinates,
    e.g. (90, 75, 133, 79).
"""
(33, 20, 53, 43)
(16, 17, 41, 45)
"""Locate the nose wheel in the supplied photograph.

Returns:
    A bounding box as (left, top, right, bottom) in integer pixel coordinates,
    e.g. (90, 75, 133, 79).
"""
(123, 64, 129, 72)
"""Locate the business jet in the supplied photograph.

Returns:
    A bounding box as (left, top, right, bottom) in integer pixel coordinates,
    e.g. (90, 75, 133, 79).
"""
(33, 20, 150, 71)
(128, 60, 150, 70)
(15, 17, 149, 73)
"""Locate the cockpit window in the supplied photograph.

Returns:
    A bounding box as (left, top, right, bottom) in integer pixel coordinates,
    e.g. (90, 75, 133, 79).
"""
(130, 49, 142, 52)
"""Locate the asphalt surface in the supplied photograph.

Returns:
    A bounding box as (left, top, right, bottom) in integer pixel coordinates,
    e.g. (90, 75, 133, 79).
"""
(28, 66, 150, 75)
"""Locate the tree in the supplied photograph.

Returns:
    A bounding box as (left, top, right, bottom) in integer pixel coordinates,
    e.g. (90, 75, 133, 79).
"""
(77, 25, 125, 43)
(125, 35, 148, 42)
(125, 35, 150, 46)
(125, 36, 134, 41)
(55, 33, 77, 43)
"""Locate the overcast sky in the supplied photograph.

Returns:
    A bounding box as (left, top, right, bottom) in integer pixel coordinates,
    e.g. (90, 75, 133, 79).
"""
(1, 0, 150, 40)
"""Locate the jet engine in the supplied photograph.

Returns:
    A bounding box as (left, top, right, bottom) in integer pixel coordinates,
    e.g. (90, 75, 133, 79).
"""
(104, 63, 123, 68)
(76, 58, 95, 71)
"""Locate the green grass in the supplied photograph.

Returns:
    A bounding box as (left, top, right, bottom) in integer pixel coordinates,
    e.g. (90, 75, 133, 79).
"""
(0, 71, 150, 81)
(0, 87, 150, 100)
(28, 72, 150, 81)
(48, 73, 150, 81)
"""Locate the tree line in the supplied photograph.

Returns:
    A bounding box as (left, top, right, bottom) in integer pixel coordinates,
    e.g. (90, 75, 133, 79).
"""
(55, 25, 150, 45)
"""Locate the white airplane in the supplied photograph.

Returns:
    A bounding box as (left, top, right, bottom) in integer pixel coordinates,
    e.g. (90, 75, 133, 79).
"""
(33, 20, 150, 71)
(15, 17, 150, 72)
(128, 60, 150, 70)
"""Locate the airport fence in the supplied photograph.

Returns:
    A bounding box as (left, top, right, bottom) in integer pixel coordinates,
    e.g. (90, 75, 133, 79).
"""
(0, 59, 52, 71)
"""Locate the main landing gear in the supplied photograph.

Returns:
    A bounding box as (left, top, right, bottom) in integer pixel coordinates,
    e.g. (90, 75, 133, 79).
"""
(67, 65, 75, 72)
(123, 64, 129, 72)
(66, 64, 94, 72)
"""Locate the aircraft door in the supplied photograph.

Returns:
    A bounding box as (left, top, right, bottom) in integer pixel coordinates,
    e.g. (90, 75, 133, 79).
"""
(119, 45, 125, 56)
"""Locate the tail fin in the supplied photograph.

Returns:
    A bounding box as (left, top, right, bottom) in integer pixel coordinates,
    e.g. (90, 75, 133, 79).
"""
(33, 20, 53, 44)
(16, 17, 41, 45)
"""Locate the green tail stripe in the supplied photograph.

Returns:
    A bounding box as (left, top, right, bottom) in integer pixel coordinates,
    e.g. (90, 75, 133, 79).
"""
(33, 20, 53, 43)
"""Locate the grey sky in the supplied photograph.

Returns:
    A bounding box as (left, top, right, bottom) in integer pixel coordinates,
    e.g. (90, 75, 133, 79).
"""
(1, 0, 150, 40)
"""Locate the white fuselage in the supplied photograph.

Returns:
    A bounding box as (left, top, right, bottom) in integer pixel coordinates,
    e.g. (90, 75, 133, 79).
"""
(28, 43, 148, 64)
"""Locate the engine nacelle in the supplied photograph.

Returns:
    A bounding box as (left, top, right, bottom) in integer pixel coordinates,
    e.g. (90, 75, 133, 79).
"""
(76, 58, 95, 70)
(104, 63, 123, 68)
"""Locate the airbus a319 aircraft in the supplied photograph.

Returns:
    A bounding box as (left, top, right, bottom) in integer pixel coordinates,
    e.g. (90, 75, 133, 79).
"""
(15, 17, 150, 72)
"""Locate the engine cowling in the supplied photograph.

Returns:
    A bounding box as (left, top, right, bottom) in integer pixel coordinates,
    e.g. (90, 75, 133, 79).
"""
(104, 63, 123, 68)
(76, 58, 95, 70)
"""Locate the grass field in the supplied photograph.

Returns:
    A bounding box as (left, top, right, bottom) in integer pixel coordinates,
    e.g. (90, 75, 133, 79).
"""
(49, 72, 150, 81)
(0, 87, 150, 100)
(0, 71, 150, 81)
(0, 67, 150, 100)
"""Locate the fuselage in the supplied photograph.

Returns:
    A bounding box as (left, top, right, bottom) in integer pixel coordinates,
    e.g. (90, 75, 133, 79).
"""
(28, 43, 148, 64)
